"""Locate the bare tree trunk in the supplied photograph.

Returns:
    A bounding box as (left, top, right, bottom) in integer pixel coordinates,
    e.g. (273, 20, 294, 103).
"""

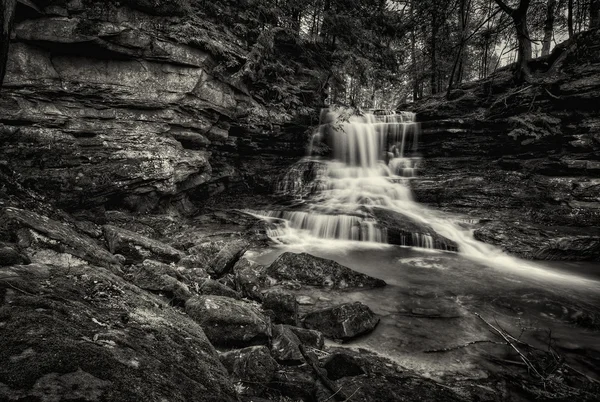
(493, 0, 532, 82)
(591, 0, 600, 29)
(1, 0, 16, 90)
(542, 0, 556, 56)
(568, 0, 574, 37)
(410, 0, 418, 101)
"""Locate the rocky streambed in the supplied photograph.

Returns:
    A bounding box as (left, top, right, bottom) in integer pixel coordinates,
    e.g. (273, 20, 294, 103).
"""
(2, 201, 600, 401)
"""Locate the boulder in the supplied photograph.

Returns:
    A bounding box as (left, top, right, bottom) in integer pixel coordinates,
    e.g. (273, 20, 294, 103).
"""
(180, 238, 248, 278)
(233, 258, 268, 300)
(208, 239, 249, 277)
(129, 260, 193, 305)
(185, 295, 271, 347)
(219, 346, 277, 384)
(262, 290, 298, 325)
(270, 325, 303, 365)
(266, 252, 386, 290)
(302, 302, 380, 341)
(0, 263, 238, 402)
(372, 208, 458, 251)
(103, 225, 184, 264)
(284, 325, 325, 350)
(199, 278, 241, 299)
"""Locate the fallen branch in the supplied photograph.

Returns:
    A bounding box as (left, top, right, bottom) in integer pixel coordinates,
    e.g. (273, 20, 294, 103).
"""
(424, 339, 504, 353)
(475, 313, 544, 379)
(298, 344, 348, 401)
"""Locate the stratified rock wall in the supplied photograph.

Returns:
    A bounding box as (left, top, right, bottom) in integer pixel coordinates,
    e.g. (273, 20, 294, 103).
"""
(410, 29, 600, 229)
(0, 0, 310, 212)
(408, 29, 600, 259)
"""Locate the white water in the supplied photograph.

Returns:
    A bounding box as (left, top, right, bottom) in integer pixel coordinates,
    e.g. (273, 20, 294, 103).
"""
(249, 108, 597, 285)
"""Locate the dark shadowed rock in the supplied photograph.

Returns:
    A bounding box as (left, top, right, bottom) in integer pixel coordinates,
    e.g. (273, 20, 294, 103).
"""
(262, 289, 298, 325)
(0, 245, 29, 266)
(270, 366, 316, 401)
(199, 278, 241, 299)
(103, 225, 184, 264)
(0, 263, 238, 402)
(185, 295, 271, 347)
(315, 348, 467, 402)
(323, 353, 365, 380)
(270, 324, 304, 365)
(535, 236, 600, 261)
(284, 325, 325, 350)
(266, 252, 386, 289)
(372, 208, 458, 251)
(233, 257, 268, 300)
(219, 345, 277, 384)
(2, 207, 120, 270)
(128, 260, 192, 305)
(303, 302, 380, 340)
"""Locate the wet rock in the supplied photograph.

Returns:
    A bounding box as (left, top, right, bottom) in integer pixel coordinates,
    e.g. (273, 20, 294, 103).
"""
(262, 290, 298, 325)
(323, 353, 365, 380)
(372, 208, 458, 251)
(219, 346, 277, 384)
(302, 302, 380, 341)
(2, 207, 119, 270)
(103, 225, 184, 264)
(185, 295, 271, 347)
(270, 324, 304, 365)
(181, 238, 248, 278)
(199, 278, 241, 299)
(535, 236, 600, 261)
(266, 252, 386, 290)
(129, 260, 192, 305)
(0, 263, 238, 402)
(208, 239, 249, 277)
(474, 220, 600, 261)
(284, 325, 325, 350)
(233, 257, 268, 300)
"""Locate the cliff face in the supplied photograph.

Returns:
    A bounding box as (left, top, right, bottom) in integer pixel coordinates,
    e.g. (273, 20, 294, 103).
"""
(410, 29, 600, 259)
(0, 0, 313, 213)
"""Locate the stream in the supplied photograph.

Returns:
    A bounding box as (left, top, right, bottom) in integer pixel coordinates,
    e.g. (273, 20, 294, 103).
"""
(247, 108, 600, 381)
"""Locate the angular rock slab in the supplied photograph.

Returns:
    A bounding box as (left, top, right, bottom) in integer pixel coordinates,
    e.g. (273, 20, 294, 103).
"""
(266, 252, 386, 289)
(185, 295, 271, 347)
(303, 302, 380, 341)
(270, 324, 304, 365)
(103, 225, 184, 264)
(129, 260, 192, 305)
(2, 207, 119, 270)
(262, 289, 299, 325)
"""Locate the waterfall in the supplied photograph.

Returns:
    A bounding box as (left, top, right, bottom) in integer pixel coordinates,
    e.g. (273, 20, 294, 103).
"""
(247, 109, 493, 255)
(247, 107, 599, 285)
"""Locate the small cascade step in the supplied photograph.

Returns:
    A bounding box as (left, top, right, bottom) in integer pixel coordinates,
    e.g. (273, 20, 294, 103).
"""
(259, 107, 458, 252)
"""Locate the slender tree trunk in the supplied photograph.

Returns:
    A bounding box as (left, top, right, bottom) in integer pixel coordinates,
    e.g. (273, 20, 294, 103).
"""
(430, 13, 438, 95)
(591, 0, 600, 29)
(542, 0, 556, 56)
(494, 0, 532, 81)
(568, 0, 574, 37)
(410, 0, 418, 101)
(1, 0, 16, 89)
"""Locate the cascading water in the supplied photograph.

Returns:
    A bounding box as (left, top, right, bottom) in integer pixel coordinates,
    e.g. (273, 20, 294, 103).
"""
(250, 107, 438, 248)
(248, 107, 600, 284)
